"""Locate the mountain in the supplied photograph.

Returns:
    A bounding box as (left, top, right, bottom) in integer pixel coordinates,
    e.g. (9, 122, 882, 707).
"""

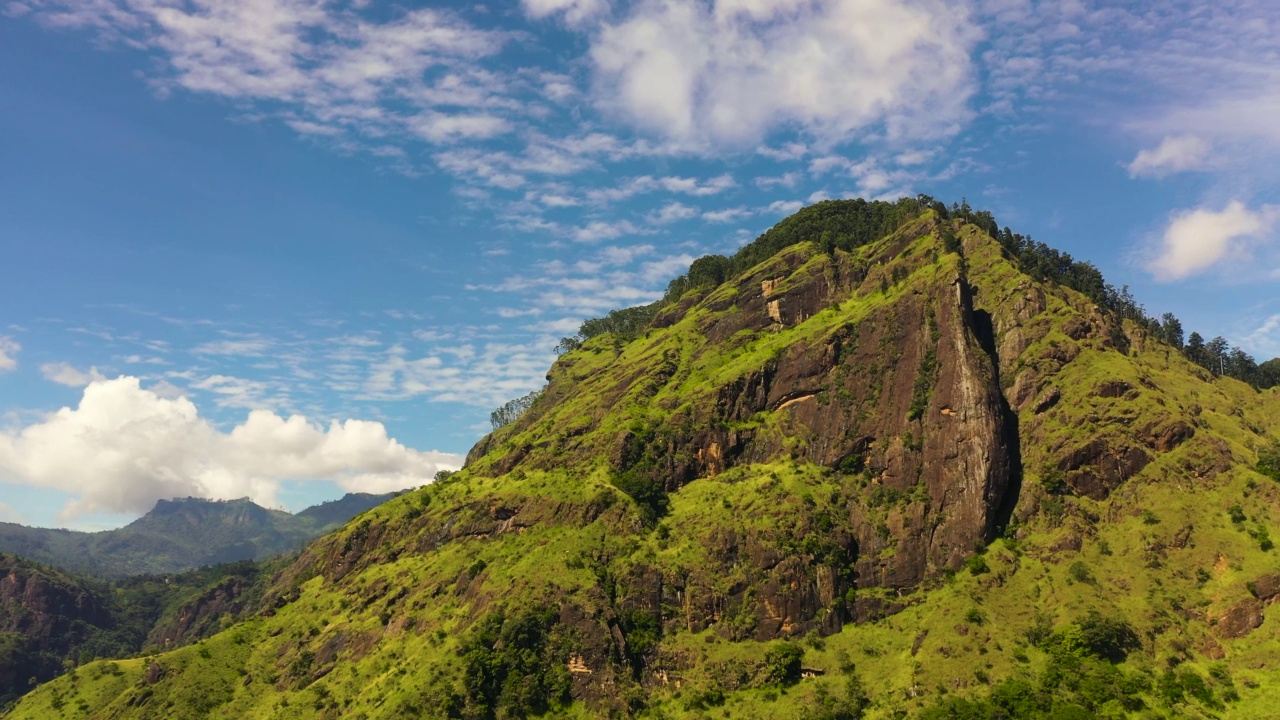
(0, 493, 398, 577)
(8, 199, 1280, 719)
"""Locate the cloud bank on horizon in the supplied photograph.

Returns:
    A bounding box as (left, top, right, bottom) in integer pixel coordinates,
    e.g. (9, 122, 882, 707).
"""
(2, 0, 1280, 526)
(0, 377, 463, 523)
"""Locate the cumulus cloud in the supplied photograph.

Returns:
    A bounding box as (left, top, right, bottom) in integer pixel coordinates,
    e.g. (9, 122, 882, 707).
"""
(40, 362, 106, 387)
(0, 336, 18, 371)
(0, 377, 463, 521)
(590, 0, 978, 146)
(1148, 201, 1279, 281)
(1128, 135, 1211, 178)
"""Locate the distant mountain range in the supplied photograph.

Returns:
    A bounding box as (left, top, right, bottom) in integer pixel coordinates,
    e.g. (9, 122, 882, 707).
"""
(0, 493, 398, 577)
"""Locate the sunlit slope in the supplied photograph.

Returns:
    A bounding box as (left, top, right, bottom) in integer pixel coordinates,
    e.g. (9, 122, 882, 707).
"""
(10, 205, 1278, 719)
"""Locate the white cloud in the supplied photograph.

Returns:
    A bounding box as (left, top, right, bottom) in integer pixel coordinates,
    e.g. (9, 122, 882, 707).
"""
(0, 377, 463, 521)
(192, 337, 272, 356)
(40, 362, 106, 387)
(589, 0, 978, 146)
(0, 336, 18, 371)
(19, 0, 514, 164)
(598, 244, 654, 265)
(586, 173, 736, 204)
(407, 112, 512, 143)
(571, 219, 641, 242)
(191, 374, 279, 409)
(1148, 201, 1280, 281)
(703, 206, 752, 223)
(639, 254, 696, 283)
(758, 142, 808, 161)
(763, 199, 804, 215)
(755, 172, 801, 190)
(363, 341, 553, 407)
(1244, 314, 1280, 358)
(1128, 135, 1211, 178)
(646, 201, 698, 225)
(522, 0, 608, 26)
(528, 317, 583, 334)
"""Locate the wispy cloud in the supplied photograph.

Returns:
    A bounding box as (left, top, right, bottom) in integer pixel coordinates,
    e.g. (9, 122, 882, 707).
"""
(0, 336, 18, 371)
(40, 362, 106, 387)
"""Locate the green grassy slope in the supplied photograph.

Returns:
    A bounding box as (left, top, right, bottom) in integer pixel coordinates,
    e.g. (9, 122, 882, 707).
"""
(9, 207, 1279, 719)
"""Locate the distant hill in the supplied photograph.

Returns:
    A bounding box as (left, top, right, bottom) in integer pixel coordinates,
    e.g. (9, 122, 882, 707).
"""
(0, 493, 397, 576)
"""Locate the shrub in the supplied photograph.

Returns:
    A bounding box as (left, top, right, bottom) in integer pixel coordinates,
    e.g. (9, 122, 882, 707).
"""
(1067, 561, 1094, 585)
(609, 470, 669, 524)
(762, 642, 805, 686)
(1040, 468, 1068, 495)
(1257, 440, 1280, 481)
(1249, 524, 1274, 551)
(967, 555, 990, 576)
(459, 605, 570, 719)
(809, 675, 871, 720)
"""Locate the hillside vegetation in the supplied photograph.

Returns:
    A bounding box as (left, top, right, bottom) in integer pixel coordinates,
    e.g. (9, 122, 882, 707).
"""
(8, 201, 1280, 719)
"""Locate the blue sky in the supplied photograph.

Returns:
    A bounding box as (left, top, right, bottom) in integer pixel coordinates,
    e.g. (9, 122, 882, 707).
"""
(1, 0, 1278, 529)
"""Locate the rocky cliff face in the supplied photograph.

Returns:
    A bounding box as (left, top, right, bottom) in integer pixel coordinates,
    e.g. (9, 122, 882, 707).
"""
(469, 216, 1012, 620)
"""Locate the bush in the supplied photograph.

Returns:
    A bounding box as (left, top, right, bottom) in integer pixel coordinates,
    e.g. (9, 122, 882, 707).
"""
(762, 642, 805, 686)
(1257, 440, 1280, 481)
(809, 675, 870, 720)
(459, 606, 571, 719)
(609, 471, 669, 524)
(1067, 561, 1094, 585)
(967, 555, 990, 576)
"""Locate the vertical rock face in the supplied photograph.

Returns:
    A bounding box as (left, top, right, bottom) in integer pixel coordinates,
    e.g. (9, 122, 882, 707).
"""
(702, 268, 1011, 585)
(477, 226, 1014, 615)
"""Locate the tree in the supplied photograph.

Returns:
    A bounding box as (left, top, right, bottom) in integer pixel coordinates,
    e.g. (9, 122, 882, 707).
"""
(1259, 358, 1280, 389)
(1185, 332, 1206, 367)
(686, 254, 731, 288)
(1227, 348, 1259, 385)
(1206, 336, 1230, 375)
(763, 643, 805, 686)
(489, 388, 545, 430)
(1159, 313, 1184, 349)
